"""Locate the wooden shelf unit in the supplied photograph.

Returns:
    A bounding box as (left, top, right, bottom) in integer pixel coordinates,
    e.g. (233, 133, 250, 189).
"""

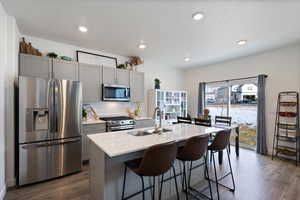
(272, 91, 299, 165)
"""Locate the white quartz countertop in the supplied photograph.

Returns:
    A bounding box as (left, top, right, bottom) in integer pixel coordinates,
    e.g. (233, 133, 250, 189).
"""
(88, 124, 224, 158)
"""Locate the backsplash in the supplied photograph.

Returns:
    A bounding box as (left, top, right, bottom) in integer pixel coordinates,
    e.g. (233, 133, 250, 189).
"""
(89, 102, 146, 117)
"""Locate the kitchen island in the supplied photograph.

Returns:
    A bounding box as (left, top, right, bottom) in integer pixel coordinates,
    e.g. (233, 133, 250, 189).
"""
(88, 123, 225, 200)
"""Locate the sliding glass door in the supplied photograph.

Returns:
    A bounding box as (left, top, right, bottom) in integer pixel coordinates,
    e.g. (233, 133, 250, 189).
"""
(205, 78, 258, 150)
(205, 82, 229, 123)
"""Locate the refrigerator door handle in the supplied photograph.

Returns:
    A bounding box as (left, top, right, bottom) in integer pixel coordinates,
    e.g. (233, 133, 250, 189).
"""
(54, 79, 63, 134)
(21, 138, 81, 149)
(36, 139, 81, 147)
(48, 79, 56, 134)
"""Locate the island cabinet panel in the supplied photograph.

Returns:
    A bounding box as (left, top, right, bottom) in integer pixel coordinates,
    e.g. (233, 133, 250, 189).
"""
(81, 123, 106, 161)
(79, 63, 102, 103)
(19, 54, 51, 79)
(52, 59, 79, 80)
(116, 69, 130, 86)
(135, 119, 155, 129)
(102, 66, 116, 84)
(130, 71, 145, 102)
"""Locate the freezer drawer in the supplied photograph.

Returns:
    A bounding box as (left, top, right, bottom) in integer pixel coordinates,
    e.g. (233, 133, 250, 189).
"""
(18, 137, 82, 186)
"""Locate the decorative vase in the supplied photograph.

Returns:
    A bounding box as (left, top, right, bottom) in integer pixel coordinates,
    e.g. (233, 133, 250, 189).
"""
(155, 83, 160, 89)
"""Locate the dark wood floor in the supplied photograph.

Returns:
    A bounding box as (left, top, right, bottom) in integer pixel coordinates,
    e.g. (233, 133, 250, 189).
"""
(5, 148, 300, 200)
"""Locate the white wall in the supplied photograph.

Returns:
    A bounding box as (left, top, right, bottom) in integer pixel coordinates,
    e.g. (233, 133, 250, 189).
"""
(183, 44, 300, 154)
(23, 35, 184, 116)
(0, 2, 19, 198)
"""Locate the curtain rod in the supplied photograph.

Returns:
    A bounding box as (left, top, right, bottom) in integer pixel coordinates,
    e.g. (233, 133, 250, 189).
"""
(204, 74, 268, 84)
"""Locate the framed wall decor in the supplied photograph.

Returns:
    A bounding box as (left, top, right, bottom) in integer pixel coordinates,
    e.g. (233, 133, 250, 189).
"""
(76, 50, 118, 67)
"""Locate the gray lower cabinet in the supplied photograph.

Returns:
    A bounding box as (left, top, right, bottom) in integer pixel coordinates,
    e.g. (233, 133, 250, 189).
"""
(79, 63, 102, 103)
(52, 59, 79, 80)
(19, 54, 51, 79)
(81, 123, 106, 161)
(130, 71, 145, 102)
(135, 119, 155, 129)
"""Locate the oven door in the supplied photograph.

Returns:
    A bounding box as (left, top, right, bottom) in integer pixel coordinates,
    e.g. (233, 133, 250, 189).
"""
(102, 84, 130, 102)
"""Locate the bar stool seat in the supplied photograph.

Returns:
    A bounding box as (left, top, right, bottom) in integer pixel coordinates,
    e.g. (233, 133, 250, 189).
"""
(122, 142, 180, 200)
(125, 158, 143, 174)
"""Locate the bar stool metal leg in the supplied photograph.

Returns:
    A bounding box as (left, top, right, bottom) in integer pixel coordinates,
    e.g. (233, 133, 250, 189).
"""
(159, 174, 164, 200)
(141, 176, 145, 200)
(121, 166, 127, 200)
(172, 165, 180, 200)
(204, 155, 213, 200)
(183, 162, 189, 200)
(152, 176, 155, 200)
(212, 152, 220, 200)
(226, 147, 235, 191)
(188, 161, 192, 187)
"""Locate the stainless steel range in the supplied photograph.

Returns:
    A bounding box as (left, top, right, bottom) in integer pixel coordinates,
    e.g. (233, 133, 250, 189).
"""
(100, 116, 135, 132)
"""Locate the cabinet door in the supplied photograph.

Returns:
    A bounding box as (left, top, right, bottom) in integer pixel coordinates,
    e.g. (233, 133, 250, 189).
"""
(116, 69, 130, 86)
(79, 63, 102, 103)
(52, 59, 78, 80)
(102, 66, 116, 84)
(19, 54, 51, 79)
(130, 71, 145, 102)
(82, 123, 106, 161)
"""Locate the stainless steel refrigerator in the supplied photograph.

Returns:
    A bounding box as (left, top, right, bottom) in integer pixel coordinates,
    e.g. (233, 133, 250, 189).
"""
(17, 76, 82, 186)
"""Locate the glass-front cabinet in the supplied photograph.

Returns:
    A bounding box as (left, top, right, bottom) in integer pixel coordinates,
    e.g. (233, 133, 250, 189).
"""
(148, 89, 188, 124)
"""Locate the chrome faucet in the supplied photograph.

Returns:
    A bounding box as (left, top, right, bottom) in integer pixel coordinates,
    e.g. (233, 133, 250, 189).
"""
(153, 106, 163, 132)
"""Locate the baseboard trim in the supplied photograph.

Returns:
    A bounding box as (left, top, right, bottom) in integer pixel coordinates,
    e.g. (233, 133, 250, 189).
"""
(6, 178, 16, 187)
(0, 184, 6, 200)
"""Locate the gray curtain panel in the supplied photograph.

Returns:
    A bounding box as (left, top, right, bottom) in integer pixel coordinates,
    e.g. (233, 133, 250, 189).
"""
(256, 74, 267, 155)
(198, 82, 206, 117)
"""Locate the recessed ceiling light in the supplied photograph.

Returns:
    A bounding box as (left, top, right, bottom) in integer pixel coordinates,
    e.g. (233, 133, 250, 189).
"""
(138, 43, 147, 49)
(237, 40, 247, 45)
(192, 12, 204, 21)
(78, 26, 88, 33)
(184, 57, 190, 62)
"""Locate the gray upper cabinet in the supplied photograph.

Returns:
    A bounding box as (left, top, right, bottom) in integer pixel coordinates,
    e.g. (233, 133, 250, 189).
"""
(52, 59, 79, 80)
(102, 66, 130, 86)
(130, 71, 145, 102)
(116, 69, 130, 86)
(79, 63, 102, 103)
(19, 54, 51, 79)
(102, 66, 116, 84)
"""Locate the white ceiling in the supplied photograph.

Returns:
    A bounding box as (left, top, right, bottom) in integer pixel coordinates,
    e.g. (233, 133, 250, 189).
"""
(3, 0, 300, 68)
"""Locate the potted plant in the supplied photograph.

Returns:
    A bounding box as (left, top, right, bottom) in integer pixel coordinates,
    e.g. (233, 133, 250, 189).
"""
(117, 64, 127, 69)
(154, 78, 161, 89)
(82, 108, 87, 120)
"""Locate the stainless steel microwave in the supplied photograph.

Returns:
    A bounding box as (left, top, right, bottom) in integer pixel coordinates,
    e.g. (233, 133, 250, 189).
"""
(102, 84, 130, 102)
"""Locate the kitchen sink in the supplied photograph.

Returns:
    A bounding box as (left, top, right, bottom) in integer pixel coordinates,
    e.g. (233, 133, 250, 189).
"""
(127, 128, 172, 136)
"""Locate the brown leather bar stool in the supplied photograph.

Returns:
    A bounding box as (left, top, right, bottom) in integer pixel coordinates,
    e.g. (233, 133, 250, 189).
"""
(176, 135, 212, 200)
(207, 129, 235, 200)
(121, 142, 180, 200)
